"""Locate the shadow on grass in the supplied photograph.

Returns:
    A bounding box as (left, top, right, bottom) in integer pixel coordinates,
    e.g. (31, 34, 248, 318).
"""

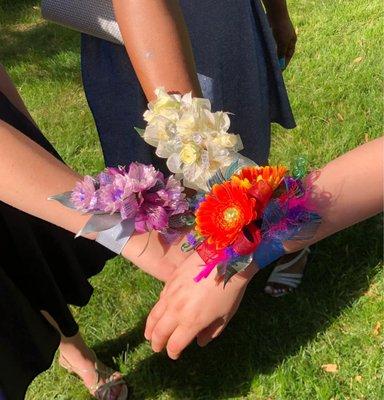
(0, 0, 39, 26)
(94, 216, 382, 400)
(0, 16, 81, 84)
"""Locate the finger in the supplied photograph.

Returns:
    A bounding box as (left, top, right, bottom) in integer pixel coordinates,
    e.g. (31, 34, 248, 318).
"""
(196, 318, 226, 347)
(166, 325, 198, 360)
(150, 315, 178, 353)
(160, 278, 183, 299)
(144, 299, 167, 340)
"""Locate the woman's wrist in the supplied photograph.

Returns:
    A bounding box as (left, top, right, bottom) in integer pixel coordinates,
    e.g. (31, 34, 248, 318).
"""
(232, 262, 259, 284)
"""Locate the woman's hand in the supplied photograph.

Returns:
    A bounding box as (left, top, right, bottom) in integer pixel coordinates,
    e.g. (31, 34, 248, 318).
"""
(121, 229, 191, 282)
(144, 252, 258, 359)
(262, 0, 297, 67)
(269, 14, 297, 67)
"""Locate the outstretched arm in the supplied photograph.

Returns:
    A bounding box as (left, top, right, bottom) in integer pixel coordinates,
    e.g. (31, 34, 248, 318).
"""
(145, 137, 384, 359)
(284, 136, 383, 251)
(0, 119, 189, 281)
(0, 64, 35, 122)
(112, 0, 201, 99)
(0, 120, 86, 234)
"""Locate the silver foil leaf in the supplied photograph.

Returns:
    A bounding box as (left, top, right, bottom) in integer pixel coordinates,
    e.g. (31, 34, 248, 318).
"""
(224, 255, 253, 286)
(76, 213, 122, 238)
(48, 192, 75, 209)
(134, 127, 145, 137)
(115, 218, 136, 240)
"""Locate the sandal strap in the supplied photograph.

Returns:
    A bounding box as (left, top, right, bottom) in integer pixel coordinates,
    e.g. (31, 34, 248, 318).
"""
(268, 275, 302, 288)
(270, 272, 303, 278)
(272, 248, 310, 273)
(59, 353, 128, 400)
(266, 247, 310, 289)
(88, 366, 114, 391)
(94, 377, 128, 400)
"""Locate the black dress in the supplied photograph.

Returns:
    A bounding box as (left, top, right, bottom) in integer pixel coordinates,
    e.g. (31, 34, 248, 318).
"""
(0, 91, 114, 400)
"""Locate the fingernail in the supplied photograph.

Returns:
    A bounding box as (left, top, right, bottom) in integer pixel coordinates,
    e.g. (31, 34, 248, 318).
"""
(168, 352, 180, 360)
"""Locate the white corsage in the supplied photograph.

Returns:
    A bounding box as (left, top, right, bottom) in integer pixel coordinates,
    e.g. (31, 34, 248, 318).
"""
(137, 88, 245, 191)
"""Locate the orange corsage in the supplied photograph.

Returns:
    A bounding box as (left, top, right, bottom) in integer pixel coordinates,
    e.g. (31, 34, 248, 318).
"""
(195, 181, 257, 250)
(232, 165, 287, 191)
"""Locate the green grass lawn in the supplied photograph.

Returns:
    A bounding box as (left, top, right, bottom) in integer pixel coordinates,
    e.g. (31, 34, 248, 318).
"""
(1, 0, 383, 399)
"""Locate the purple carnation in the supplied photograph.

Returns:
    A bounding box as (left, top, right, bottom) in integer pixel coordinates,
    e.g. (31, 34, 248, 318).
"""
(125, 162, 161, 192)
(70, 176, 98, 212)
(161, 176, 189, 215)
(98, 174, 132, 214)
(72, 163, 189, 234)
(97, 171, 114, 186)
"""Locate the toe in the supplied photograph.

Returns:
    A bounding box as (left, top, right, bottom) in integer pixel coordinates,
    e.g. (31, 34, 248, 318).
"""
(264, 284, 291, 297)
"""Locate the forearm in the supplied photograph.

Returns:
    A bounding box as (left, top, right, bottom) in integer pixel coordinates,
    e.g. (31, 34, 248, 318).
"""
(0, 64, 35, 123)
(262, 0, 290, 19)
(112, 0, 201, 100)
(286, 137, 383, 251)
(243, 137, 383, 281)
(0, 120, 92, 236)
(0, 120, 186, 280)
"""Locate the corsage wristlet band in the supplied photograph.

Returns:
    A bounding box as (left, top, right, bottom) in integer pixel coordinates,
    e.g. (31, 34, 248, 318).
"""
(50, 88, 254, 255)
(49, 163, 191, 254)
(50, 88, 321, 283)
(134, 88, 321, 283)
(184, 162, 321, 283)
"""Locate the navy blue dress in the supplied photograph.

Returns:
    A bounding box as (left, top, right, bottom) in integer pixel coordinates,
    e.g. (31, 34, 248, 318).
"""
(81, 0, 295, 169)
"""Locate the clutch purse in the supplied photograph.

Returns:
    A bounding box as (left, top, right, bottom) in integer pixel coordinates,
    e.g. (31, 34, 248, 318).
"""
(41, 0, 124, 45)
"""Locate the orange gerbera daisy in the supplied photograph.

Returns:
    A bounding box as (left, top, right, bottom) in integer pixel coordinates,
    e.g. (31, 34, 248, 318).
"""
(195, 181, 257, 250)
(232, 165, 287, 191)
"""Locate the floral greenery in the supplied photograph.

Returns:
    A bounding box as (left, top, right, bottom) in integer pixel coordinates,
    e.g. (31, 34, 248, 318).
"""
(1, 0, 383, 399)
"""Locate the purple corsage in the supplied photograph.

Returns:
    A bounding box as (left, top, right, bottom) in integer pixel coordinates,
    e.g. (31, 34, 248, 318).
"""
(50, 163, 190, 249)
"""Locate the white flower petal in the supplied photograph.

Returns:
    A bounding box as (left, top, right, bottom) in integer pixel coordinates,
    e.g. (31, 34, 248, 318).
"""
(166, 152, 183, 173)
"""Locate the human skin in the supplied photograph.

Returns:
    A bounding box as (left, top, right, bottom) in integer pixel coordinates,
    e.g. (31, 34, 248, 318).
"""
(262, 0, 297, 65)
(112, 0, 297, 100)
(0, 64, 190, 396)
(0, 118, 190, 282)
(112, 0, 202, 100)
(145, 137, 384, 360)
